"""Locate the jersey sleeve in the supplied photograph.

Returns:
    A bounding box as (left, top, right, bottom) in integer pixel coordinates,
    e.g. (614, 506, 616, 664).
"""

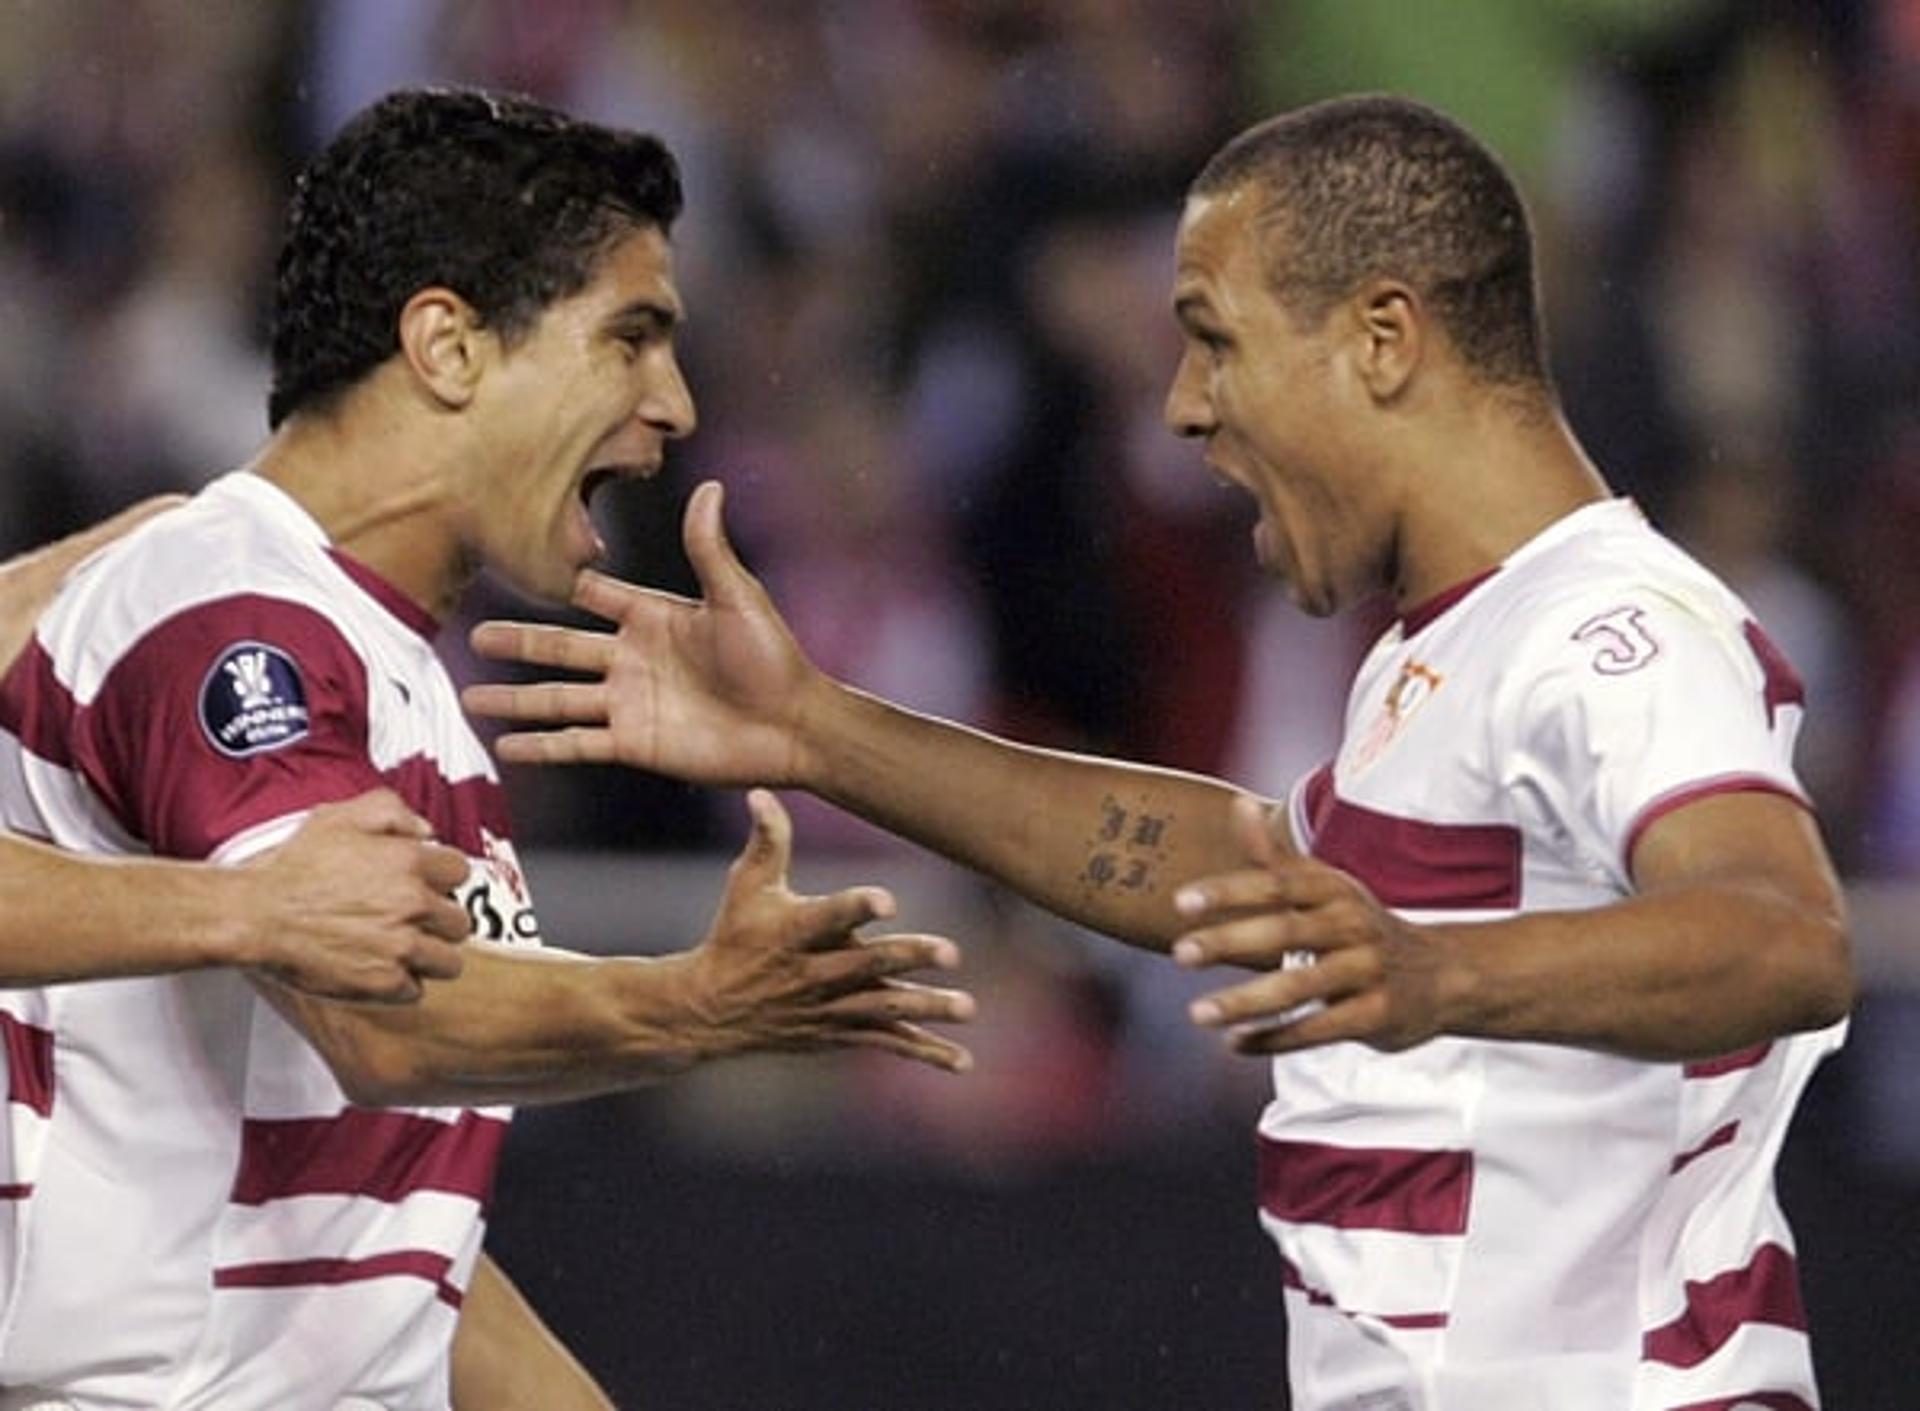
(71, 593, 384, 861)
(1500, 589, 1809, 885)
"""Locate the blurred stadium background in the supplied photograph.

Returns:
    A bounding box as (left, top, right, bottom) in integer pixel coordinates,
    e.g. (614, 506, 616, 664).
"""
(4, 1, 1920, 1405)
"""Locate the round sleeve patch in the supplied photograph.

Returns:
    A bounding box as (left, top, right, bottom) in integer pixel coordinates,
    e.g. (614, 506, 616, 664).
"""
(199, 641, 313, 757)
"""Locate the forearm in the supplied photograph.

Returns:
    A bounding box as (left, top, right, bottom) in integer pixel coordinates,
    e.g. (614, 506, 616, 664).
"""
(0, 833, 251, 982)
(1434, 880, 1853, 1060)
(451, 1253, 613, 1411)
(265, 944, 722, 1107)
(797, 682, 1263, 950)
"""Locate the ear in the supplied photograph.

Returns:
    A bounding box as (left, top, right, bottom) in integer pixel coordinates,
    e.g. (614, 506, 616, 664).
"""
(395, 288, 489, 410)
(1349, 278, 1422, 404)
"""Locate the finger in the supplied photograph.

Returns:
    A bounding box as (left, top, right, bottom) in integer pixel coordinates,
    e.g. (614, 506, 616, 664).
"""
(784, 884, 900, 947)
(1172, 913, 1313, 971)
(831, 1023, 975, 1074)
(733, 788, 793, 883)
(571, 568, 697, 623)
(467, 620, 615, 676)
(1231, 793, 1279, 868)
(1172, 867, 1290, 924)
(266, 963, 422, 1007)
(818, 978, 977, 1026)
(320, 787, 432, 840)
(1174, 857, 1353, 923)
(1188, 947, 1375, 1028)
(1226, 994, 1387, 1055)
(403, 934, 467, 982)
(462, 679, 610, 725)
(415, 841, 473, 895)
(490, 726, 620, 767)
(357, 971, 425, 1005)
(682, 480, 759, 608)
(802, 935, 962, 992)
(417, 889, 474, 942)
(1175, 906, 1374, 971)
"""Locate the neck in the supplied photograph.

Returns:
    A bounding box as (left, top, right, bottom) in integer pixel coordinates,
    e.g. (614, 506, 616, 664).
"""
(250, 402, 471, 621)
(1391, 391, 1610, 610)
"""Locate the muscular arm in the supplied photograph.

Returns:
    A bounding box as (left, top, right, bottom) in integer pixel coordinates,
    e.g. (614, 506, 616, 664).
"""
(0, 500, 469, 1000)
(1175, 791, 1853, 1061)
(0, 796, 467, 995)
(798, 684, 1263, 950)
(464, 481, 1281, 952)
(451, 1254, 612, 1411)
(261, 790, 974, 1108)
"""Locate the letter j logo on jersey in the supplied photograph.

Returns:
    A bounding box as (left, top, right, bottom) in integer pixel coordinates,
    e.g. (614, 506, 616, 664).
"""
(200, 641, 312, 757)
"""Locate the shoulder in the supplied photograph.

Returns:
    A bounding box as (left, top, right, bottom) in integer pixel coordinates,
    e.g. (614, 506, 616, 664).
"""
(37, 476, 364, 701)
(1477, 507, 1761, 698)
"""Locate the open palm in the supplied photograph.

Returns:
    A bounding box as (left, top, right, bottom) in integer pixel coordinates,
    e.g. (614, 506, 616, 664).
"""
(465, 480, 819, 786)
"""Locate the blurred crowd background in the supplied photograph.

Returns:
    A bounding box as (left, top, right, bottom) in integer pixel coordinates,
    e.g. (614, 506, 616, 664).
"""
(4, 0, 1920, 1406)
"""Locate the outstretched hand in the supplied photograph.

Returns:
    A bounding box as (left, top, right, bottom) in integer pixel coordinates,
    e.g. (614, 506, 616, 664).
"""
(683, 789, 974, 1073)
(1171, 795, 1461, 1055)
(464, 481, 818, 787)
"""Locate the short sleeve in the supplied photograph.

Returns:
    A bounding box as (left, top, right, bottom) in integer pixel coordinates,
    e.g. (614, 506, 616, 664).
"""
(73, 594, 384, 860)
(1502, 592, 1808, 883)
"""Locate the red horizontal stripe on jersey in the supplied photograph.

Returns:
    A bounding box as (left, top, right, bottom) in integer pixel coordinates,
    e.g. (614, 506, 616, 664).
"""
(1684, 1044, 1771, 1080)
(1259, 1135, 1472, 1235)
(0, 639, 78, 768)
(1307, 792, 1521, 911)
(214, 1248, 461, 1307)
(1641, 1243, 1805, 1370)
(1278, 1254, 1450, 1329)
(0, 1184, 33, 1200)
(231, 1108, 506, 1207)
(1671, 1121, 1740, 1174)
(1664, 1394, 1814, 1411)
(0, 1012, 54, 1118)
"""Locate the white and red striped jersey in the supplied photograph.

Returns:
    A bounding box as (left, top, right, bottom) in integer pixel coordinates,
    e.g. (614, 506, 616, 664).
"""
(1263, 498, 1843, 1411)
(0, 472, 542, 1410)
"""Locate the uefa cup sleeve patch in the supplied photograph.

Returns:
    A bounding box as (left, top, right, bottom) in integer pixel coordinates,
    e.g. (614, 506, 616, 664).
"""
(198, 641, 313, 757)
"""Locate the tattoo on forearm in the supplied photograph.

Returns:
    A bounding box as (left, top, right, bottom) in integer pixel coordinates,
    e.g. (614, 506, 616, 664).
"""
(1080, 795, 1173, 894)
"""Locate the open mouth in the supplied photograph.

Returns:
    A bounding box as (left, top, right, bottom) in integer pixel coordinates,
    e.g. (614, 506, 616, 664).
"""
(579, 468, 620, 508)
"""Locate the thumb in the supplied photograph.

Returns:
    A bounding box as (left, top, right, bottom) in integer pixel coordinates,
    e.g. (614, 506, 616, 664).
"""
(736, 787, 793, 883)
(328, 787, 434, 840)
(683, 480, 758, 606)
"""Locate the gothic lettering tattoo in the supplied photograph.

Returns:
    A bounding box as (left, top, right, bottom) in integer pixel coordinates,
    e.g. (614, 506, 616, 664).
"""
(1079, 795, 1173, 894)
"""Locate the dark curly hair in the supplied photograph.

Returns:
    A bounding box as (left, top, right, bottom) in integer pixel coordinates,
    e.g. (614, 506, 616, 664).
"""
(1192, 95, 1547, 389)
(268, 87, 683, 428)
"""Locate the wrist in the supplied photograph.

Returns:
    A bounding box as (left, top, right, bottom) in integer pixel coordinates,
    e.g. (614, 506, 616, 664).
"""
(1424, 923, 1482, 1040)
(784, 669, 850, 791)
(610, 952, 732, 1069)
(176, 863, 265, 971)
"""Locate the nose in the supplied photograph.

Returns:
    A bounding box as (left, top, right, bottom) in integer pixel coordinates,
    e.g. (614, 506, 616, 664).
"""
(1162, 348, 1213, 440)
(641, 348, 698, 440)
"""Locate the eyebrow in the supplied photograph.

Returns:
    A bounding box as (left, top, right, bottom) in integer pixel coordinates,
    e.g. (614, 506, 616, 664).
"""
(1172, 293, 1219, 327)
(606, 299, 682, 335)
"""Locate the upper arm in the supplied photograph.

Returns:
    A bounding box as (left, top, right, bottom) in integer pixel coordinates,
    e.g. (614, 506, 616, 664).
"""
(1630, 789, 1842, 916)
(77, 594, 383, 858)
